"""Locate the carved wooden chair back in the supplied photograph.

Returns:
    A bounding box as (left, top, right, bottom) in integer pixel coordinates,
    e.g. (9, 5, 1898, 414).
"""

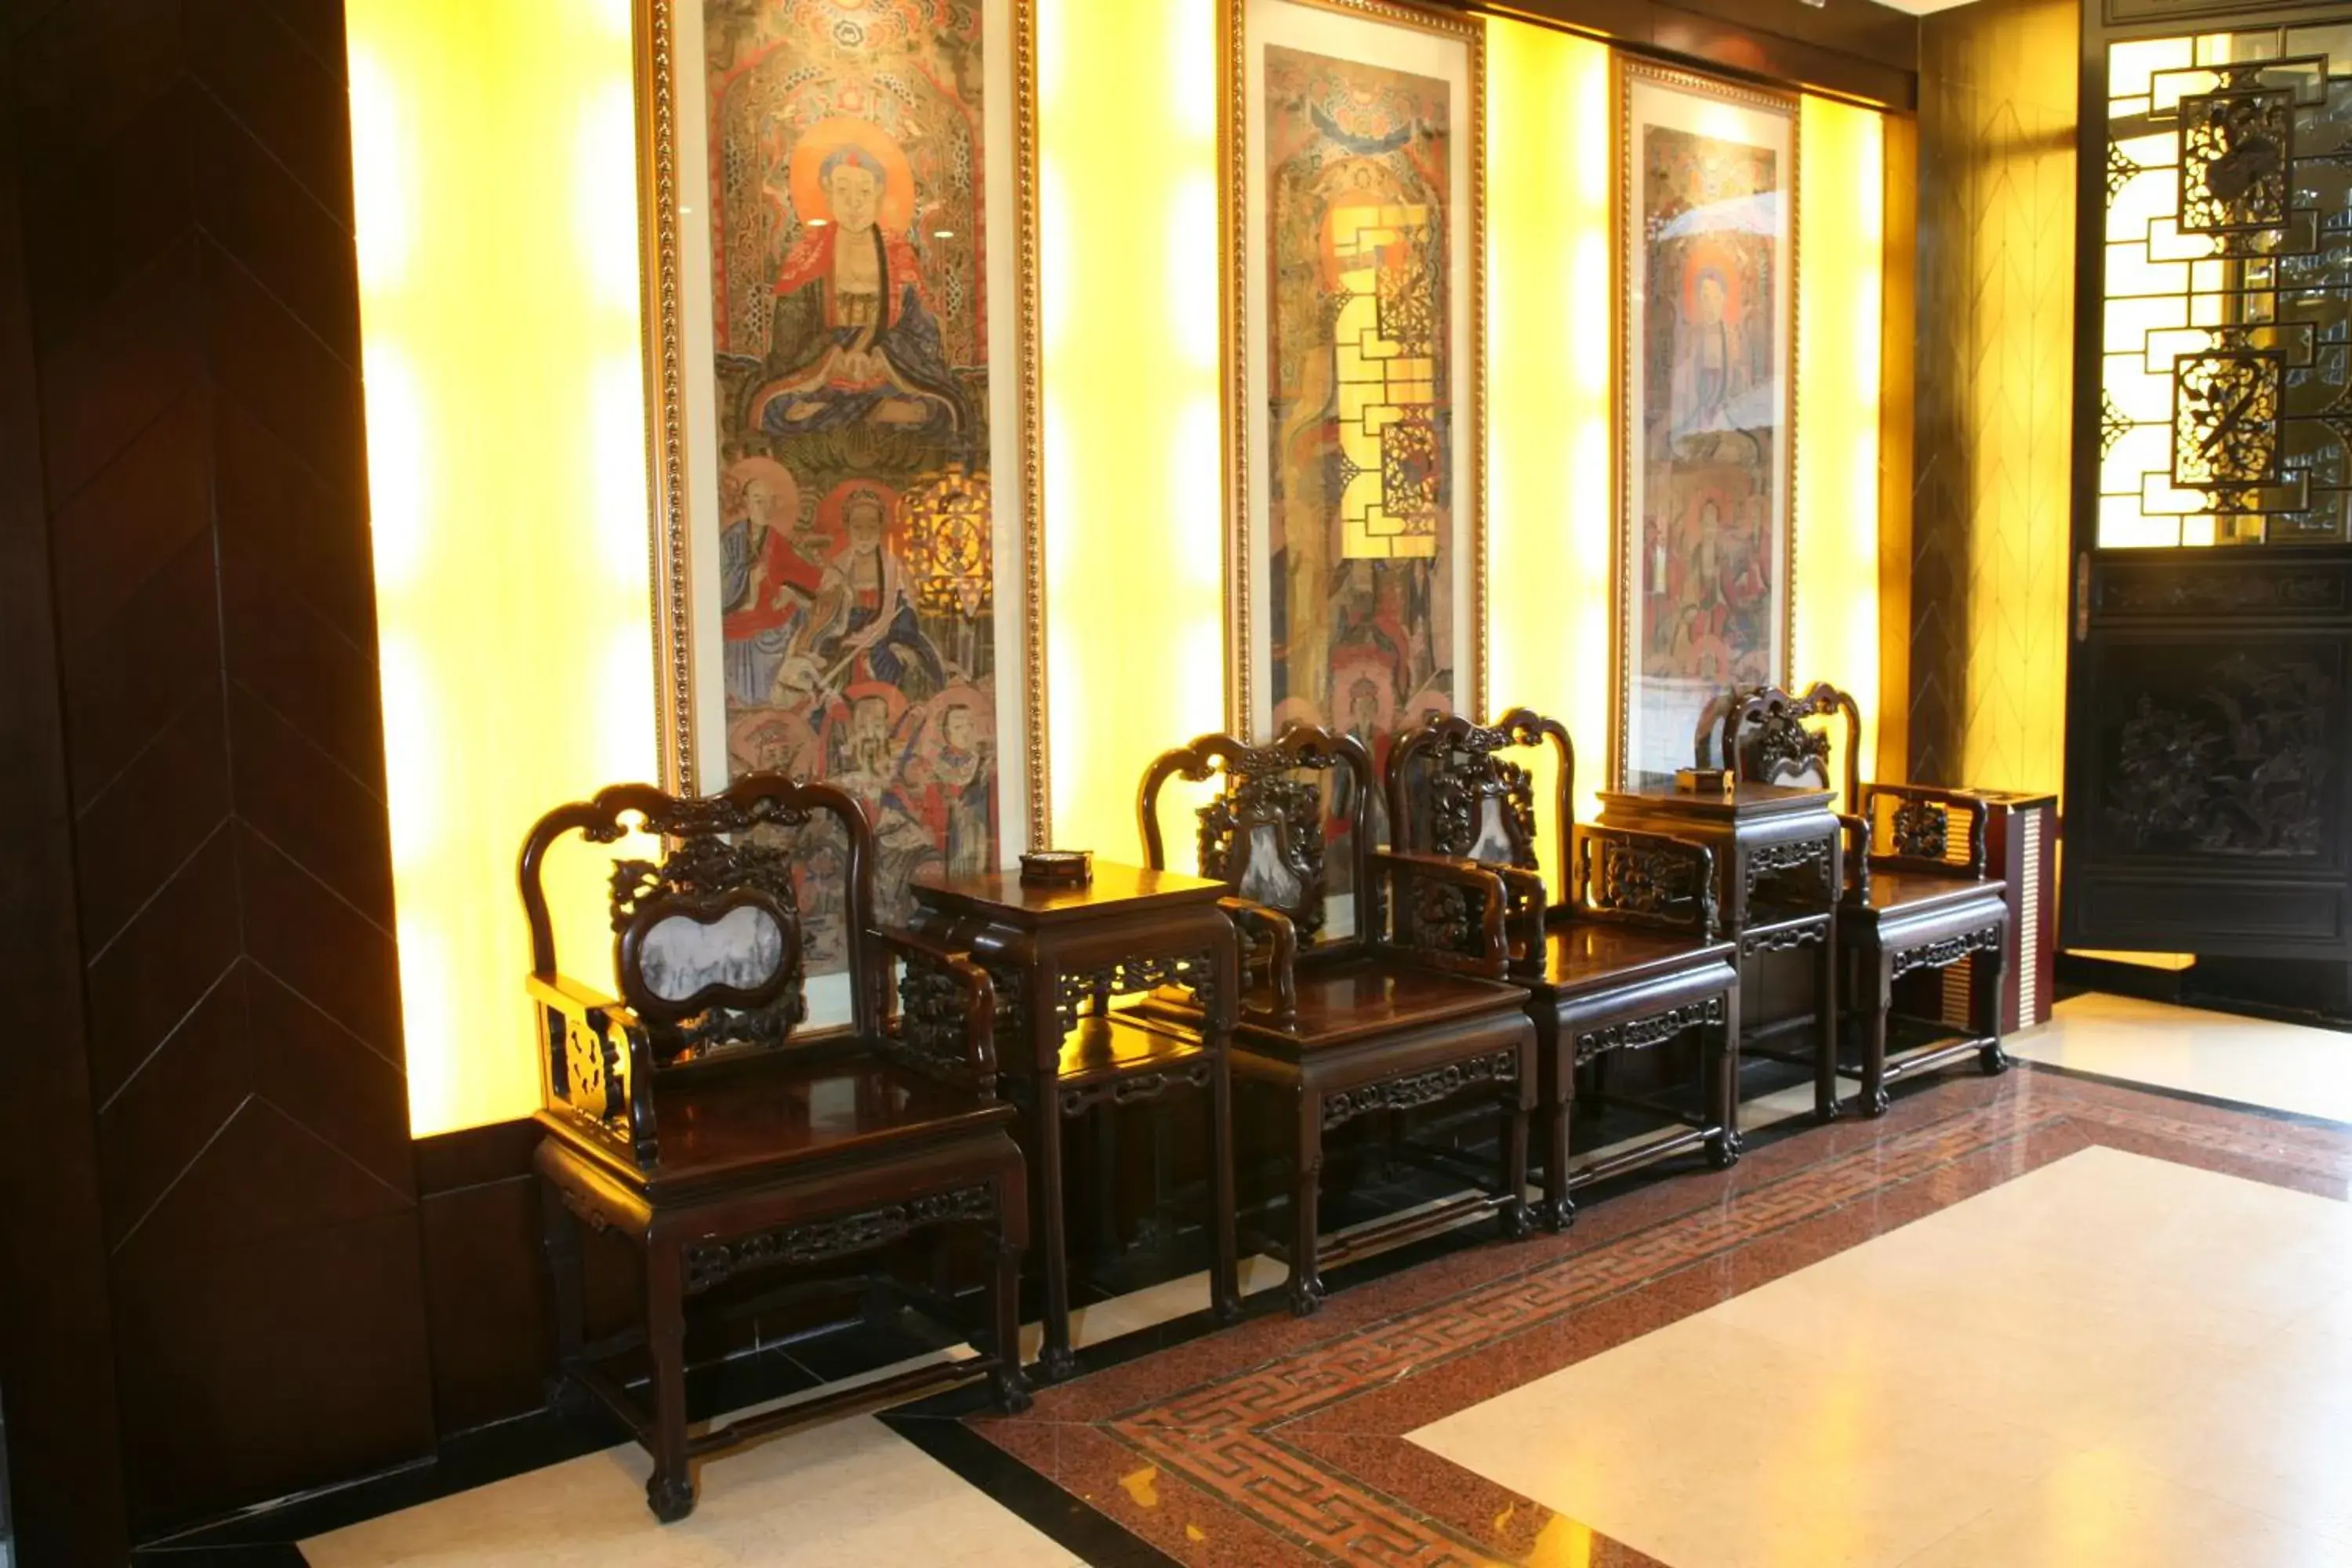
(1711, 681, 1987, 880)
(520, 773, 879, 1074)
(1138, 724, 1378, 956)
(1385, 708, 1575, 917)
(1709, 681, 1864, 808)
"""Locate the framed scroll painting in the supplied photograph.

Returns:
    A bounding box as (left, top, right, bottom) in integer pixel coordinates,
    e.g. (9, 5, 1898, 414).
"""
(635, 0, 1044, 1011)
(1225, 0, 1484, 839)
(1616, 62, 1795, 788)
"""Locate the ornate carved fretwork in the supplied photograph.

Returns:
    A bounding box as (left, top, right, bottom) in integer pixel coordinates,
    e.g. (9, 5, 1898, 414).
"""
(1889, 798, 1951, 862)
(1740, 920, 1826, 958)
(556, 1011, 626, 1123)
(1321, 1051, 1520, 1131)
(683, 1184, 997, 1294)
(1059, 1062, 1213, 1118)
(893, 949, 983, 1087)
(1054, 949, 1219, 1034)
(2172, 350, 2283, 495)
(1752, 710, 1831, 786)
(1744, 837, 1835, 900)
(1573, 996, 1726, 1065)
(1428, 755, 1538, 868)
(1581, 833, 1719, 934)
(2176, 85, 2290, 237)
(1889, 924, 2004, 981)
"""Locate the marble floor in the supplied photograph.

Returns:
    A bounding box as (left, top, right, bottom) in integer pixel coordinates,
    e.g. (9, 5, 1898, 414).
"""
(295, 993, 2352, 1566)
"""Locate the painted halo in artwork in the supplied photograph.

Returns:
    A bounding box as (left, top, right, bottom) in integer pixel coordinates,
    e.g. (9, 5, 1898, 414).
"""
(633, 0, 1043, 1002)
(1615, 61, 1796, 789)
(1224, 0, 1483, 914)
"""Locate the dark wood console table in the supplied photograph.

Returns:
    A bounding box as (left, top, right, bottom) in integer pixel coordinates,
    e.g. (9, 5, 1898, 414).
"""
(1596, 783, 1844, 1120)
(909, 863, 1240, 1381)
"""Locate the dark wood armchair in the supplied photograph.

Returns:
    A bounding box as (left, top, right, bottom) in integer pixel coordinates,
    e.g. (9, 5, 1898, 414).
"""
(519, 775, 1028, 1523)
(1135, 724, 1536, 1316)
(1711, 683, 2010, 1114)
(1387, 709, 1741, 1229)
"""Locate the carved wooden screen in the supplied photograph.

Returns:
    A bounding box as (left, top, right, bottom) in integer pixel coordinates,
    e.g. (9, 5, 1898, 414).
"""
(2100, 28, 2352, 546)
(2065, 15, 2352, 968)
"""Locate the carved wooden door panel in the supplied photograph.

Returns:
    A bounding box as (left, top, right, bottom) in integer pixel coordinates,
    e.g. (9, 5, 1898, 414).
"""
(2063, 550, 2352, 956)
(2064, 25, 2352, 961)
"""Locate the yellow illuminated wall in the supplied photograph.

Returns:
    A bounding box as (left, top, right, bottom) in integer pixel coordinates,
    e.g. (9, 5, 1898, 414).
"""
(1795, 96, 1887, 795)
(1911, 0, 2076, 796)
(351, 5, 1900, 1135)
(1037, 0, 1225, 860)
(349, 0, 653, 1136)
(1486, 19, 1613, 880)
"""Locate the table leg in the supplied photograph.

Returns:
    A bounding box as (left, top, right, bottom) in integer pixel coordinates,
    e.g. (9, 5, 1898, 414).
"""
(1497, 1084, 1531, 1240)
(1541, 1047, 1573, 1233)
(1708, 974, 1744, 1169)
(1977, 934, 2010, 1076)
(1208, 1050, 1241, 1323)
(1030, 1085, 1077, 1382)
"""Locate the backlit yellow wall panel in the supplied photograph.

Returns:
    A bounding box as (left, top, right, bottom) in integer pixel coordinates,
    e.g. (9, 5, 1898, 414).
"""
(1795, 95, 1886, 797)
(1486, 18, 1613, 877)
(354, 5, 1900, 1136)
(350, 0, 652, 1136)
(1037, 0, 1225, 860)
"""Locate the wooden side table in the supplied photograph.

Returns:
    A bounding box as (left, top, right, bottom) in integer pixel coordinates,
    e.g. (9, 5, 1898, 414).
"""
(909, 863, 1241, 1381)
(1596, 783, 1845, 1120)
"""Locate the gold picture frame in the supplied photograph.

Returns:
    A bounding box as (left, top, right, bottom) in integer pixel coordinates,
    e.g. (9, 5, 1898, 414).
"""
(632, 0, 1050, 850)
(1612, 58, 1798, 789)
(1220, 0, 1486, 746)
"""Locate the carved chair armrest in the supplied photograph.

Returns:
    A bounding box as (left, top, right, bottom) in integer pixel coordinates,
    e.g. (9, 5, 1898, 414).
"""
(1218, 896, 1298, 1028)
(1860, 782, 1991, 877)
(1370, 849, 1515, 979)
(525, 972, 659, 1166)
(1835, 815, 1873, 906)
(870, 925, 1000, 1092)
(1573, 824, 1721, 938)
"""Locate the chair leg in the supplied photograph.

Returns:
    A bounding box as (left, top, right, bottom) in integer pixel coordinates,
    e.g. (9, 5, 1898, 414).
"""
(1497, 1087, 1531, 1240)
(1978, 934, 2010, 1076)
(1208, 1053, 1242, 1323)
(1541, 1059, 1573, 1233)
(1813, 933, 1842, 1123)
(988, 1210, 1032, 1414)
(1289, 1090, 1325, 1316)
(1858, 950, 1893, 1118)
(643, 1242, 695, 1524)
(537, 1178, 590, 1417)
(1708, 978, 1744, 1169)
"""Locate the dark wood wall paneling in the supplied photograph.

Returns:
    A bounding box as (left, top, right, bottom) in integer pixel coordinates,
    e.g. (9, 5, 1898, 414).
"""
(1456, 0, 1919, 111)
(2, 0, 436, 1548)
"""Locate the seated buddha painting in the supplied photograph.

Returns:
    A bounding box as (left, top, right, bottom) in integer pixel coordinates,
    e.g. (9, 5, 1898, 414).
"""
(689, 0, 1026, 963)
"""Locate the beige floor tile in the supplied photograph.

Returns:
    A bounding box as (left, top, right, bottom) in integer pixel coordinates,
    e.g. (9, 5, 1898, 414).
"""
(303, 1414, 1080, 1567)
(1410, 1312, 2075, 1568)
(2012, 993, 2352, 1123)
(1896, 1451, 2352, 1568)
(1415, 1145, 2352, 1567)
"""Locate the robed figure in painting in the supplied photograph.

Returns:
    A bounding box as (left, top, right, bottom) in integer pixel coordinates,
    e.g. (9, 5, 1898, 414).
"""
(750, 140, 975, 442)
(705, 0, 1000, 956)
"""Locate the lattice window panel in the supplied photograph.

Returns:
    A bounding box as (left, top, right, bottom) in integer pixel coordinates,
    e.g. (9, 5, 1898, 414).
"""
(2100, 26, 2352, 547)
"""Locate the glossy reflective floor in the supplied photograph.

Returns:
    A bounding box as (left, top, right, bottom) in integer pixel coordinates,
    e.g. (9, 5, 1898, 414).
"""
(300, 993, 2352, 1566)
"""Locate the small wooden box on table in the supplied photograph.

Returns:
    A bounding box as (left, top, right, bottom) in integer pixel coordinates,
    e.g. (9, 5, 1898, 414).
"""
(520, 776, 1028, 1523)
(1595, 780, 1845, 1123)
(908, 862, 1240, 1381)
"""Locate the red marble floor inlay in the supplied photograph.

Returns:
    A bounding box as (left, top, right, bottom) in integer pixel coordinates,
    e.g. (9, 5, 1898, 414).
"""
(963, 1067, 2352, 1565)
